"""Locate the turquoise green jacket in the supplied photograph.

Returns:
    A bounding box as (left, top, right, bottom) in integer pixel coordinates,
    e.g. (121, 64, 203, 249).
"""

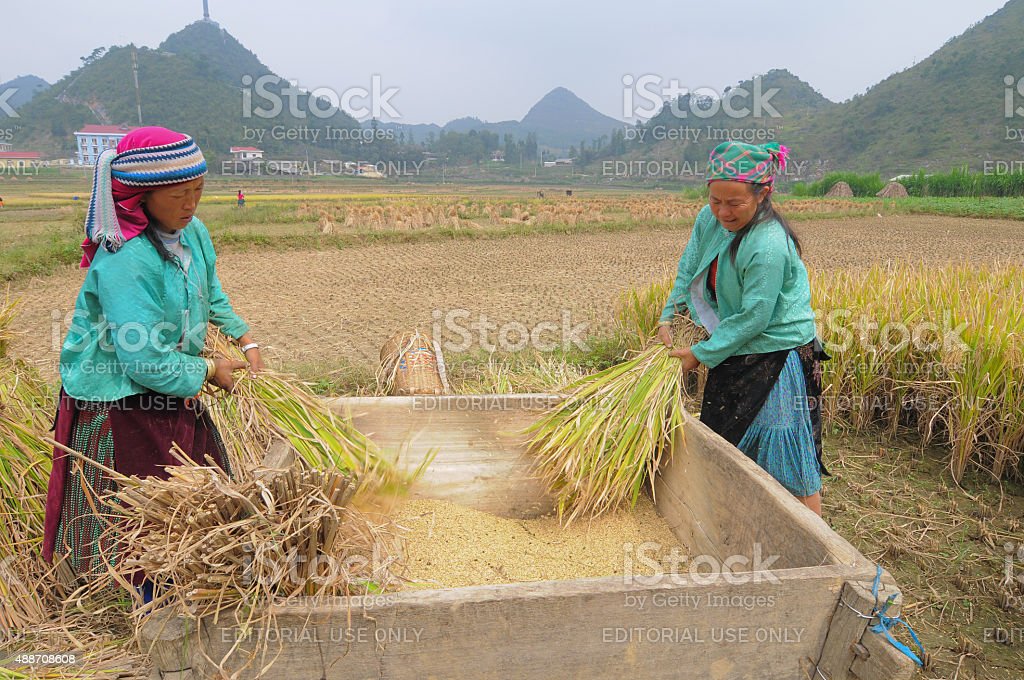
(60, 217, 249, 401)
(659, 205, 816, 368)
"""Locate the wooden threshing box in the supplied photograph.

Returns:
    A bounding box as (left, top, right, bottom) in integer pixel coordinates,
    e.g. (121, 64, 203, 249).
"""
(143, 394, 916, 680)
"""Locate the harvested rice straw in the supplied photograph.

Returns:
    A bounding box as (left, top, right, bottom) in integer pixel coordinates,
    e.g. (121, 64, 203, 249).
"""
(204, 330, 400, 491)
(525, 344, 687, 525)
(0, 302, 64, 634)
(55, 442, 399, 677)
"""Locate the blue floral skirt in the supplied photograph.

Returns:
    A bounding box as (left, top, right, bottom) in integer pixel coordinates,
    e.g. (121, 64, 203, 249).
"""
(700, 339, 829, 497)
(736, 350, 822, 496)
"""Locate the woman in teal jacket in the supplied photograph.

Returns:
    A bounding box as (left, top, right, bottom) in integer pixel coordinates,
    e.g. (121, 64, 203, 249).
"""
(43, 128, 261, 593)
(658, 141, 829, 515)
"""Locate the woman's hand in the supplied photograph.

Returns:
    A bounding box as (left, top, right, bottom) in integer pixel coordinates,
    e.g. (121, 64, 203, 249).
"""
(657, 324, 673, 347)
(669, 346, 701, 372)
(244, 347, 265, 373)
(235, 333, 265, 373)
(211, 358, 249, 392)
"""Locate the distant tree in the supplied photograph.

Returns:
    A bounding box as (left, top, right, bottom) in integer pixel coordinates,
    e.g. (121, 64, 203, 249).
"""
(80, 47, 107, 67)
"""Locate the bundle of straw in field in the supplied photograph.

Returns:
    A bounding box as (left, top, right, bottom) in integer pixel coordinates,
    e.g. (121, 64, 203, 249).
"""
(525, 344, 687, 524)
(83, 445, 399, 617)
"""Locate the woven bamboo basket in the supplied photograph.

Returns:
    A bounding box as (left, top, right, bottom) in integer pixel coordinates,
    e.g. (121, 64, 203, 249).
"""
(379, 330, 448, 396)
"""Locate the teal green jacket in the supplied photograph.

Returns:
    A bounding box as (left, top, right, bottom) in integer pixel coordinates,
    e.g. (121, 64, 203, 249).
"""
(59, 217, 249, 401)
(659, 205, 816, 368)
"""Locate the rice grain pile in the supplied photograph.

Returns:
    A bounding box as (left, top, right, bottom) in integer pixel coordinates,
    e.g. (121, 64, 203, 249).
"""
(392, 496, 684, 589)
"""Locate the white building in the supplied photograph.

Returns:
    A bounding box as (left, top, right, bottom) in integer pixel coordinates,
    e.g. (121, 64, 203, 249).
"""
(75, 125, 137, 165)
(230, 146, 264, 162)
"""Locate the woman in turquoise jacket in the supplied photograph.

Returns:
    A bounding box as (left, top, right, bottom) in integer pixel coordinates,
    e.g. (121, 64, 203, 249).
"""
(658, 141, 829, 516)
(43, 128, 262, 594)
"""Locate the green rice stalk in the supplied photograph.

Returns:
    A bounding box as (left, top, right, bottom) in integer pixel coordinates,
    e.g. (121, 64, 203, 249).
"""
(525, 345, 686, 524)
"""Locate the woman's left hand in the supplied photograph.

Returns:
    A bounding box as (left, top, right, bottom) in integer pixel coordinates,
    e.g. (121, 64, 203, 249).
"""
(669, 346, 701, 372)
(245, 347, 265, 373)
(236, 333, 265, 372)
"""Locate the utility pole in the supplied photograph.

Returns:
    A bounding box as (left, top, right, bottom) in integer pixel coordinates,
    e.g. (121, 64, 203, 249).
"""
(203, 0, 211, 21)
(131, 45, 143, 125)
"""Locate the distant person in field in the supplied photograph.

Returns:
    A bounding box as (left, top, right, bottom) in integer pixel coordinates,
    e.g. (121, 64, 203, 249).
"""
(237, 189, 245, 207)
(658, 141, 829, 516)
(43, 127, 263, 603)
(0, 196, 4, 208)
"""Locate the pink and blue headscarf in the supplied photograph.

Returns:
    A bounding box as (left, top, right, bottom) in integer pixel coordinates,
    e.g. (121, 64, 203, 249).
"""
(82, 126, 207, 268)
(705, 141, 789, 187)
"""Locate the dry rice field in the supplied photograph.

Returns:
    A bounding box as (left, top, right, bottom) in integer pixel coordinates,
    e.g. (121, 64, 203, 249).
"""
(7, 213, 1024, 378)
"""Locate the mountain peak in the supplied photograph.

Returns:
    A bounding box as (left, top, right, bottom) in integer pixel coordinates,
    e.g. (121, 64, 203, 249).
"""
(159, 20, 271, 85)
(520, 87, 621, 147)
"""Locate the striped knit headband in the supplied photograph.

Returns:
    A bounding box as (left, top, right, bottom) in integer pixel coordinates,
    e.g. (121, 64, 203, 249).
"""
(705, 141, 789, 186)
(83, 132, 207, 262)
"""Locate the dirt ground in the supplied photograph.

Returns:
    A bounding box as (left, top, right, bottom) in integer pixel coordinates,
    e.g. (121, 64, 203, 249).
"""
(7, 213, 1024, 378)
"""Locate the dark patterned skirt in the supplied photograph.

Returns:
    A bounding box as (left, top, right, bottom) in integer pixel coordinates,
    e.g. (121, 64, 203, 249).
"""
(699, 339, 830, 494)
(43, 391, 232, 580)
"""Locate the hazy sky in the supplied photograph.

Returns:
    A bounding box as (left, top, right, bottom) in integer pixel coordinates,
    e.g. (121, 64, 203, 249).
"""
(2, 0, 1010, 124)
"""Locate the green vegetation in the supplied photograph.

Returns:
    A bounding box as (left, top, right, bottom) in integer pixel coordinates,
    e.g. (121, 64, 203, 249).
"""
(902, 167, 1024, 197)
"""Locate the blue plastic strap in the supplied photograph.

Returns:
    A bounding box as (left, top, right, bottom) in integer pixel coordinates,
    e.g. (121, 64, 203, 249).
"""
(867, 565, 925, 667)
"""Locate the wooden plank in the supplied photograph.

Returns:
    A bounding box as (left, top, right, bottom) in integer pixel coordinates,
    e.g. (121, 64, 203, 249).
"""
(812, 581, 876, 679)
(138, 611, 195, 674)
(329, 395, 560, 517)
(192, 566, 856, 680)
(654, 416, 867, 570)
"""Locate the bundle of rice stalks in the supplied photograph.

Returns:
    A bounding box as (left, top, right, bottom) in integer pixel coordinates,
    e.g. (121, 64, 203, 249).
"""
(614, 276, 674, 353)
(48, 443, 399, 677)
(86, 446, 399, 617)
(525, 345, 686, 524)
(204, 330, 399, 490)
(0, 300, 62, 635)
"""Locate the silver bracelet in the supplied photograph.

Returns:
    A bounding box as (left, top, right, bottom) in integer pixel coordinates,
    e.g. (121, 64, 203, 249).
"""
(240, 342, 260, 353)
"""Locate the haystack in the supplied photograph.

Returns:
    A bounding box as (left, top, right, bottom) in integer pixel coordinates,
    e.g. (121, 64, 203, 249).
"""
(825, 181, 854, 197)
(876, 181, 909, 198)
(318, 212, 335, 234)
